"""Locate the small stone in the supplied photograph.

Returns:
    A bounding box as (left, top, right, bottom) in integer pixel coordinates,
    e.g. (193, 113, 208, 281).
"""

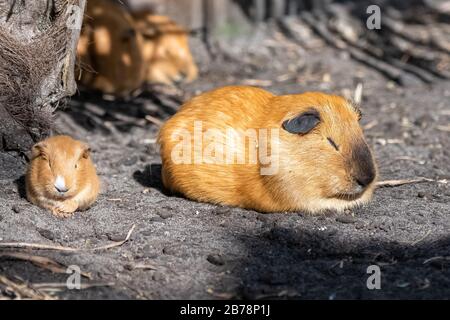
(118, 156, 138, 167)
(11, 205, 20, 213)
(142, 245, 159, 259)
(256, 214, 269, 222)
(124, 264, 134, 271)
(336, 215, 357, 224)
(37, 228, 55, 240)
(152, 271, 165, 281)
(141, 229, 153, 236)
(156, 210, 173, 219)
(127, 140, 140, 148)
(106, 232, 125, 242)
(207, 254, 224, 266)
(162, 246, 177, 255)
(417, 192, 431, 199)
(150, 216, 165, 223)
(213, 206, 231, 215)
(355, 223, 365, 230)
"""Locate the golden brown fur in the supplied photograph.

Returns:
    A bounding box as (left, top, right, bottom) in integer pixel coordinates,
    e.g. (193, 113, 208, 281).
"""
(158, 86, 377, 213)
(76, 0, 145, 96)
(132, 12, 198, 85)
(26, 136, 100, 218)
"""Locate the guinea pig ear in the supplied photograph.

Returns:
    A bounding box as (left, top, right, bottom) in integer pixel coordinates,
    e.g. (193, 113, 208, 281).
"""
(81, 145, 91, 159)
(31, 142, 46, 159)
(282, 110, 321, 134)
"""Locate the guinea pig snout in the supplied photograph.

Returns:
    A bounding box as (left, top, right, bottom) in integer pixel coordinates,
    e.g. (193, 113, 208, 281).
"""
(54, 175, 69, 194)
(349, 142, 376, 190)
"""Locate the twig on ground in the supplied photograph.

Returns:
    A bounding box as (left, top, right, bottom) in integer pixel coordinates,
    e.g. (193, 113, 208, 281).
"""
(423, 256, 450, 264)
(0, 225, 135, 252)
(376, 177, 435, 188)
(32, 282, 114, 291)
(437, 125, 450, 132)
(410, 230, 431, 246)
(393, 156, 426, 164)
(0, 252, 91, 278)
(240, 79, 273, 87)
(127, 263, 158, 271)
(145, 114, 164, 127)
(363, 120, 378, 130)
(0, 275, 55, 300)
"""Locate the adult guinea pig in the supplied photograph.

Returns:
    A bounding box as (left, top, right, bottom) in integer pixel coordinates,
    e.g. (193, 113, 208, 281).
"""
(76, 0, 145, 96)
(158, 86, 377, 213)
(131, 11, 198, 85)
(26, 136, 100, 218)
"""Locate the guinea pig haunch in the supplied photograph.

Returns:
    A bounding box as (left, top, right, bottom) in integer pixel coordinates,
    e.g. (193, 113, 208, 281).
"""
(25, 136, 100, 218)
(158, 86, 377, 213)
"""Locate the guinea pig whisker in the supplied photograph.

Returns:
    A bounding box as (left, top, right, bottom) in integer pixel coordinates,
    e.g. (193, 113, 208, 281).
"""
(334, 192, 363, 201)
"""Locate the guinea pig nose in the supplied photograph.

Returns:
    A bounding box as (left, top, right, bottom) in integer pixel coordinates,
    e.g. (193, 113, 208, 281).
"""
(54, 176, 68, 193)
(55, 185, 68, 193)
(356, 174, 375, 188)
(351, 142, 376, 189)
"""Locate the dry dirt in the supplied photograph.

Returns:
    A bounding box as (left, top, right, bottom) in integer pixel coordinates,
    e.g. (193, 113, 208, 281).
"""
(0, 24, 449, 299)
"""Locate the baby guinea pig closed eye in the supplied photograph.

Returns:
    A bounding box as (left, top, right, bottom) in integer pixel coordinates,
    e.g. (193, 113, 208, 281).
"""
(26, 135, 100, 218)
(158, 85, 377, 213)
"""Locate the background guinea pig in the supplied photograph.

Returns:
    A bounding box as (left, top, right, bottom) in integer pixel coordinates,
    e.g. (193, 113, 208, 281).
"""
(131, 11, 199, 85)
(76, 0, 146, 96)
(26, 135, 100, 218)
(158, 85, 377, 213)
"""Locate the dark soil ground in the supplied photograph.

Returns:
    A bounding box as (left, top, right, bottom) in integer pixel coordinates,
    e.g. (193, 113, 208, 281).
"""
(0, 22, 449, 299)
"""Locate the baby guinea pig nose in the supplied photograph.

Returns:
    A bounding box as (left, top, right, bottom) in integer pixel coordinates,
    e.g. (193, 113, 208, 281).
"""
(54, 175, 68, 193)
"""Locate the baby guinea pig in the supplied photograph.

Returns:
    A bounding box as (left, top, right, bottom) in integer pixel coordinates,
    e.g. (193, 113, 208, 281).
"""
(158, 86, 377, 213)
(26, 136, 100, 218)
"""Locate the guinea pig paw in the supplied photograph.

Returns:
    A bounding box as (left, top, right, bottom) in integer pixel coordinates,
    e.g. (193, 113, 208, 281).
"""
(52, 200, 78, 218)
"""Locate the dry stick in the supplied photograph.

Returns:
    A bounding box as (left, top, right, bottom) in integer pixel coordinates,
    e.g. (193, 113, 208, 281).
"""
(32, 282, 115, 290)
(0, 225, 135, 252)
(0, 252, 91, 278)
(423, 256, 450, 264)
(299, 13, 402, 83)
(410, 230, 432, 246)
(145, 115, 164, 127)
(376, 178, 435, 188)
(323, 11, 437, 83)
(0, 275, 54, 300)
(240, 79, 273, 87)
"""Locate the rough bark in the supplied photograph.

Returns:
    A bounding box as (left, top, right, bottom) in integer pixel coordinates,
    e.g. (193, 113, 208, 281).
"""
(0, 0, 85, 158)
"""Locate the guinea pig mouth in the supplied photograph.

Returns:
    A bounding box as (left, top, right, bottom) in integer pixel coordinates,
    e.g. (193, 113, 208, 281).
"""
(53, 191, 71, 199)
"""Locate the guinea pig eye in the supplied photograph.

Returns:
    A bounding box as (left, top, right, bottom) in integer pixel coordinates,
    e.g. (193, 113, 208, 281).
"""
(75, 164, 78, 169)
(327, 137, 339, 151)
(282, 110, 320, 134)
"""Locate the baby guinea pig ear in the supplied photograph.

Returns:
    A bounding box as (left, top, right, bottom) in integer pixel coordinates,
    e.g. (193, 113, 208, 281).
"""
(81, 144, 91, 159)
(282, 109, 321, 134)
(30, 142, 47, 160)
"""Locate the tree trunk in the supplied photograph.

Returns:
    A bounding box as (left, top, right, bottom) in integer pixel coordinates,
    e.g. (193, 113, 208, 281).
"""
(0, 0, 85, 169)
